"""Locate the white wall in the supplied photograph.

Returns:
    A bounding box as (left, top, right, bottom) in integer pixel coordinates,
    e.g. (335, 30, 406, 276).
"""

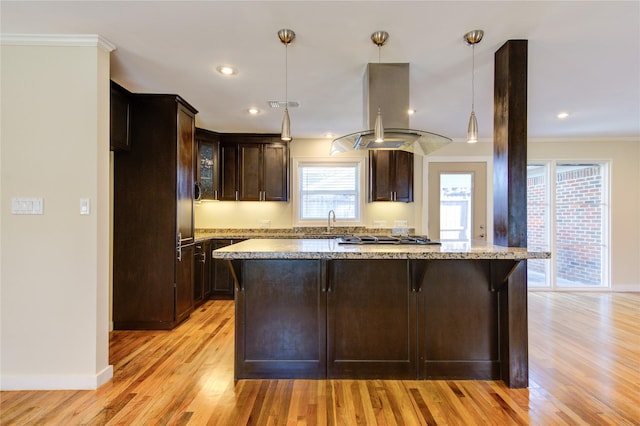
(0, 36, 114, 390)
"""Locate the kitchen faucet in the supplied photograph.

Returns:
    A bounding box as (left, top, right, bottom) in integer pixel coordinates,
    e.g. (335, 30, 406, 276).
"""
(327, 209, 336, 233)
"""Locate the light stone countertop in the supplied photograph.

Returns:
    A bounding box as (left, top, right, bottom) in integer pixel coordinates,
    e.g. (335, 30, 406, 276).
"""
(211, 238, 551, 260)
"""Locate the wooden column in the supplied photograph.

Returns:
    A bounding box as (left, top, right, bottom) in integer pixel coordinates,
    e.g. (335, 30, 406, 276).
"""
(493, 39, 529, 388)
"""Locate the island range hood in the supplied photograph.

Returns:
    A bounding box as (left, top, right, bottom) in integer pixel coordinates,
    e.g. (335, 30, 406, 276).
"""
(330, 63, 452, 155)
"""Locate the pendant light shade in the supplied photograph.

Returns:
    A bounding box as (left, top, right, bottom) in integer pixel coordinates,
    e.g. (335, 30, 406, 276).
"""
(278, 29, 295, 141)
(467, 110, 478, 143)
(464, 29, 483, 144)
(281, 106, 291, 141)
(374, 107, 384, 142)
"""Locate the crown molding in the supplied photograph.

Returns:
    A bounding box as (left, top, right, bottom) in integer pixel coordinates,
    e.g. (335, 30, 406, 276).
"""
(0, 34, 116, 52)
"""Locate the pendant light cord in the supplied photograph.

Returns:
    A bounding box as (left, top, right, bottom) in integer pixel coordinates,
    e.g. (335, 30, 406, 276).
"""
(285, 42, 288, 107)
(471, 44, 475, 112)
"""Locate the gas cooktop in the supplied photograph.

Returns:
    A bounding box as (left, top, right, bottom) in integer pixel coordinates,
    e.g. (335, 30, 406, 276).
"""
(336, 235, 440, 245)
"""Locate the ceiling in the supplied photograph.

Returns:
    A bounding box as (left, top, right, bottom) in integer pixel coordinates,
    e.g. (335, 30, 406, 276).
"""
(2, 1, 639, 143)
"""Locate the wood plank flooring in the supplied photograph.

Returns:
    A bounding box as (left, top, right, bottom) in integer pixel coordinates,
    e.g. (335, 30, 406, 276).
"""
(1, 292, 639, 425)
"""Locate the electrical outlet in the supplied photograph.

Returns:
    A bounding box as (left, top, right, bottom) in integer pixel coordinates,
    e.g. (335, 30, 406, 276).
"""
(393, 220, 408, 228)
(372, 220, 387, 227)
(259, 219, 271, 229)
(11, 197, 44, 215)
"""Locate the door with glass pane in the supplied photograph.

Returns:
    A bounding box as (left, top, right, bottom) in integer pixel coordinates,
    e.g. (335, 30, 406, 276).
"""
(527, 162, 608, 288)
(427, 162, 487, 242)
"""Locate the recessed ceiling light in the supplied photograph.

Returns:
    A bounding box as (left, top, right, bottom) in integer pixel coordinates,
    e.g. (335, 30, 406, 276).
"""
(557, 112, 569, 119)
(216, 65, 237, 76)
(407, 109, 416, 115)
(248, 107, 260, 115)
(324, 132, 335, 139)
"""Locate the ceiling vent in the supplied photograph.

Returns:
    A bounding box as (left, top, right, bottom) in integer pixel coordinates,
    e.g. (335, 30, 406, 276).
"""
(268, 100, 300, 108)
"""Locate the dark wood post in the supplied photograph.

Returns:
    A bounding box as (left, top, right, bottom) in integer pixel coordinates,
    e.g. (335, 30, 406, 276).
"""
(493, 39, 529, 388)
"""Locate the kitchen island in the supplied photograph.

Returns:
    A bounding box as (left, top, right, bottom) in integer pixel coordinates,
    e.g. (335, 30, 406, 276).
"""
(212, 238, 549, 388)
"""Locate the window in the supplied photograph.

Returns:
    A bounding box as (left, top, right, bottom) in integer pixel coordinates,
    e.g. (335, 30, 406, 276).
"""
(295, 160, 362, 223)
(527, 161, 610, 289)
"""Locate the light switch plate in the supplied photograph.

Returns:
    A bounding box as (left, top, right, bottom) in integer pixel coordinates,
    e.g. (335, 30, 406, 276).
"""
(373, 220, 387, 227)
(259, 219, 271, 229)
(80, 198, 90, 215)
(11, 197, 44, 215)
(393, 220, 408, 228)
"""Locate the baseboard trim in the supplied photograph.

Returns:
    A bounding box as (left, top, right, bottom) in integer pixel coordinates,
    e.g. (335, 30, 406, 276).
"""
(0, 364, 113, 391)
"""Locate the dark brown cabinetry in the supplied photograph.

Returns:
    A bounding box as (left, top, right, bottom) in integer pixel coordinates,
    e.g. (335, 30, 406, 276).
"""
(327, 260, 417, 379)
(233, 258, 508, 382)
(195, 128, 220, 200)
(211, 239, 241, 298)
(219, 135, 289, 201)
(194, 239, 212, 306)
(110, 81, 131, 151)
(113, 93, 197, 330)
(235, 260, 327, 379)
(369, 150, 414, 202)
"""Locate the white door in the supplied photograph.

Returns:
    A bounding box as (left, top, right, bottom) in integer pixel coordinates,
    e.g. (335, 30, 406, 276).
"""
(427, 162, 487, 242)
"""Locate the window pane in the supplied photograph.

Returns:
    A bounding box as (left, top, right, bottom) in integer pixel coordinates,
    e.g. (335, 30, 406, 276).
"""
(299, 164, 359, 221)
(555, 164, 605, 287)
(527, 164, 550, 287)
(440, 173, 472, 241)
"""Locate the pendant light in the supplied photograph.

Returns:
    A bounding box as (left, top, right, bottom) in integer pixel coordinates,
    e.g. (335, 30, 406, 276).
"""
(278, 29, 295, 141)
(464, 30, 483, 144)
(371, 31, 388, 143)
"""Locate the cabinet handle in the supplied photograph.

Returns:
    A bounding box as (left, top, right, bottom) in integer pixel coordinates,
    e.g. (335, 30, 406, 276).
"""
(235, 190, 239, 201)
(176, 233, 182, 261)
(214, 189, 218, 200)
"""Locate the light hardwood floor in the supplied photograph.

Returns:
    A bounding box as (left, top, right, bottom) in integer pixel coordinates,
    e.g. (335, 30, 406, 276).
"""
(1, 292, 639, 425)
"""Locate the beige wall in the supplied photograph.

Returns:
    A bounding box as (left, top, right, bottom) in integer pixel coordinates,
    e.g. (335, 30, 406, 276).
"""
(0, 37, 113, 389)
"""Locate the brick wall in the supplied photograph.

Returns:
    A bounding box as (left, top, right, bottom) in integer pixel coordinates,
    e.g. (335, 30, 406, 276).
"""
(527, 173, 547, 277)
(555, 165, 603, 285)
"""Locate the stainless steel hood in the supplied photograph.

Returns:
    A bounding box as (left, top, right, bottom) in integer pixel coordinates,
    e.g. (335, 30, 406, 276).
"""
(331, 63, 452, 155)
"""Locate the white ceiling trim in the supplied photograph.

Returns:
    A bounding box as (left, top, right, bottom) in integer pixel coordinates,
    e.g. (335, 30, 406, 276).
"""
(0, 34, 116, 52)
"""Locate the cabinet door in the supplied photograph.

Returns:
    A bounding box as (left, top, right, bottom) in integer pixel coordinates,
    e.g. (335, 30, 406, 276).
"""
(416, 259, 499, 380)
(369, 150, 413, 202)
(194, 242, 205, 303)
(239, 143, 262, 200)
(212, 239, 235, 297)
(236, 259, 327, 379)
(110, 81, 131, 151)
(202, 240, 212, 299)
(195, 129, 220, 200)
(219, 142, 239, 200)
(327, 259, 417, 379)
(176, 104, 195, 242)
(263, 143, 289, 201)
(393, 150, 414, 202)
(176, 244, 194, 324)
(369, 150, 394, 201)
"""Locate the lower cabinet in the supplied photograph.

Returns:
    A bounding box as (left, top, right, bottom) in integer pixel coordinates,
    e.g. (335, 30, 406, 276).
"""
(194, 240, 212, 307)
(233, 258, 504, 381)
(211, 239, 242, 299)
(327, 260, 416, 379)
(235, 260, 326, 379)
(175, 244, 195, 325)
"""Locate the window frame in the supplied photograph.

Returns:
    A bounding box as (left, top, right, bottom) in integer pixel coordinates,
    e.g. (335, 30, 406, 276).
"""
(292, 157, 366, 227)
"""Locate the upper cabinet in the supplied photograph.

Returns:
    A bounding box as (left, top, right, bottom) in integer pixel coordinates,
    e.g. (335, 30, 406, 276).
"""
(195, 128, 220, 200)
(219, 134, 289, 201)
(369, 150, 414, 202)
(110, 81, 132, 151)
